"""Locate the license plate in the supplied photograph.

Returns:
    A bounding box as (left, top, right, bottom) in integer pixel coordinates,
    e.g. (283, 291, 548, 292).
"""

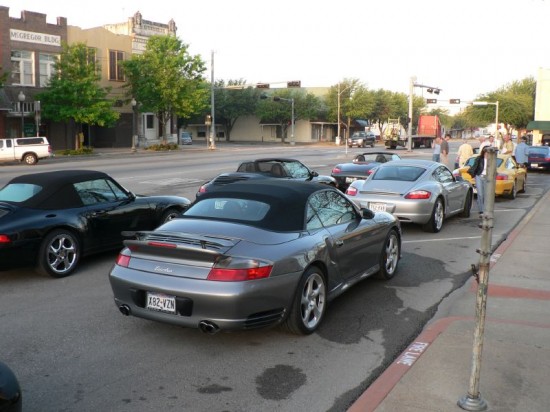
(146, 292, 176, 314)
(531, 163, 538, 167)
(345, 177, 357, 183)
(369, 202, 387, 212)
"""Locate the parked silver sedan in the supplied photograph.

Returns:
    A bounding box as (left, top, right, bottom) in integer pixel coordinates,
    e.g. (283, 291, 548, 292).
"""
(345, 159, 473, 233)
(109, 180, 402, 335)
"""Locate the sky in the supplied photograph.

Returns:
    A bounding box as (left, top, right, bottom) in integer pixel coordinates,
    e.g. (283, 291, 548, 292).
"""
(5, 0, 550, 107)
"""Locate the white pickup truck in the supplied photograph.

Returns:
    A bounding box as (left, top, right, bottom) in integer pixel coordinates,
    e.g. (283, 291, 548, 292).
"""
(0, 137, 53, 165)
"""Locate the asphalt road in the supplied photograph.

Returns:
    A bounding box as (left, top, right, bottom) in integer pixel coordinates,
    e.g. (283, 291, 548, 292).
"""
(1, 142, 548, 412)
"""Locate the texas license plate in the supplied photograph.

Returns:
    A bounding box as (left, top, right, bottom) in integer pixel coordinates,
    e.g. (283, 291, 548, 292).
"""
(146, 292, 176, 314)
(345, 177, 357, 183)
(531, 163, 538, 168)
(369, 202, 387, 212)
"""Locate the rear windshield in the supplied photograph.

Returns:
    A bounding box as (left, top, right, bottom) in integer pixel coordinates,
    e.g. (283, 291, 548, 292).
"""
(528, 147, 549, 155)
(0, 183, 43, 202)
(184, 198, 270, 222)
(464, 157, 504, 168)
(372, 166, 425, 182)
(15, 138, 46, 145)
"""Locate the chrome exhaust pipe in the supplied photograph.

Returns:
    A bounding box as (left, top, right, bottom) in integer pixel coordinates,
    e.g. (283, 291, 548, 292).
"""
(198, 320, 220, 334)
(119, 305, 131, 316)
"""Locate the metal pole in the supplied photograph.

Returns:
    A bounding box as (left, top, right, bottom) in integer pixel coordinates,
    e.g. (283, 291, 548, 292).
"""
(131, 99, 137, 152)
(290, 98, 295, 145)
(407, 76, 414, 152)
(35, 100, 41, 137)
(337, 83, 341, 146)
(458, 146, 497, 411)
(209, 50, 216, 150)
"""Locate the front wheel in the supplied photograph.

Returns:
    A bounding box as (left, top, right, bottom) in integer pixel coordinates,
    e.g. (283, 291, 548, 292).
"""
(36, 229, 80, 278)
(422, 198, 444, 233)
(161, 207, 181, 223)
(377, 229, 400, 280)
(283, 267, 327, 335)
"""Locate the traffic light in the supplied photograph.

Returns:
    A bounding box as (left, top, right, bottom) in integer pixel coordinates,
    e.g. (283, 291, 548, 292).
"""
(450, 99, 461, 104)
(287, 80, 301, 88)
(426, 98, 437, 104)
(256, 83, 270, 89)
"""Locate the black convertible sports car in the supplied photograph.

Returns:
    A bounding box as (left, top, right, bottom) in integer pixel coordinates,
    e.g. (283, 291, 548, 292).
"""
(331, 152, 401, 191)
(197, 158, 337, 197)
(0, 170, 191, 277)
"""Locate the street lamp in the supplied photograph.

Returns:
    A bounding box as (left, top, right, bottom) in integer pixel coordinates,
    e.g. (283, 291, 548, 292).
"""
(34, 100, 41, 137)
(272, 96, 295, 145)
(472, 101, 499, 139)
(131, 98, 137, 152)
(209, 50, 216, 150)
(18, 91, 25, 138)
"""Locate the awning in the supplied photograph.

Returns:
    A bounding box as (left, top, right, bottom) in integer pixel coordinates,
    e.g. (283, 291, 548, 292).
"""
(526, 120, 550, 131)
(355, 119, 369, 127)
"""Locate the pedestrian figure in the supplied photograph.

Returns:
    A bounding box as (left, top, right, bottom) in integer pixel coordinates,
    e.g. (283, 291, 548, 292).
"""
(514, 135, 529, 166)
(432, 136, 442, 162)
(457, 140, 474, 168)
(501, 134, 514, 155)
(440, 133, 450, 166)
(469, 146, 489, 216)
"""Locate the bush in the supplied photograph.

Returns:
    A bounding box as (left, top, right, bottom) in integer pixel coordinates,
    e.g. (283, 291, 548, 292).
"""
(56, 147, 95, 156)
(145, 143, 179, 151)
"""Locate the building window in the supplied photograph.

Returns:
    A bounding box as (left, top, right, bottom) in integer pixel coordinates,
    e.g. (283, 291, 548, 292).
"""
(108, 50, 125, 81)
(146, 114, 154, 129)
(39, 53, 58, 87)
(11, 50, 34, 86)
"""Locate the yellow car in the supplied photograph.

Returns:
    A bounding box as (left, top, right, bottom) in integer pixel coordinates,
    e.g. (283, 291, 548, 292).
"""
(455, 154, 527, 199)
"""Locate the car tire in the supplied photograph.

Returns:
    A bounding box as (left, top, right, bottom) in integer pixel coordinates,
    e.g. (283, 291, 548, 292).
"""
(36, 229, 80, 278)
(377, 229, 400, 280)
(507, 182, 517, 199)
(23, 153, 38, 165)
(422, 198, 444, 233)
(161, 207, 181, 223)
(282, 266, 327, 335)
(459, 190, 472, 218)
(519, 176, 526, 193)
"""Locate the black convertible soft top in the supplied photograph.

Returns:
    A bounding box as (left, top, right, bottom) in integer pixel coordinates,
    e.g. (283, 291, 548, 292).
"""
(6, 170, 113, 209)
(191, 179, 333, 231)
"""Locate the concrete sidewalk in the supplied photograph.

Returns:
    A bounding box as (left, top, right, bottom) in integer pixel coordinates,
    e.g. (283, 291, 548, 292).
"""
(349, 190, 550, 411)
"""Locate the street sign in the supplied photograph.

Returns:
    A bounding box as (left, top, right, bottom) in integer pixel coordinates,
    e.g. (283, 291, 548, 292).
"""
(426, 98, 437, 104)
(287, 80, 301, 88)
(450, 99, 461, 104)
(256, 83, 270, 89)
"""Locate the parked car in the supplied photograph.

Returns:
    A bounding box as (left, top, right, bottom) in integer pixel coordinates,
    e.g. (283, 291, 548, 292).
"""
(0, 362, 21, 412)
(110, 180, 402, 335)
(180, 131, 193, 145)
(456, 154, 527, 198)
(197, 158, 337, 197)
(0, 170, 191, 277)
(331, 152, 401, 191)
(526, 146, 550, 171)
(347, 131, 376, 148)
(346, 159, 473, 233)
(0, 136, 53, 165)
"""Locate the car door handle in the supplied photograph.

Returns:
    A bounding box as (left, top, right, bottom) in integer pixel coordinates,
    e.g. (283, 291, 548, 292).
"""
(335, 239, 344, 247)
(90, 210, 107, 217)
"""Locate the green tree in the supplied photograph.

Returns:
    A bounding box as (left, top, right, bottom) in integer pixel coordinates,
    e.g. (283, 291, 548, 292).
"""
(256, 89, 322, 143)
(123, 35, 207, 142)
(37, 42, 119, 148)
(210, 79, 262, 141)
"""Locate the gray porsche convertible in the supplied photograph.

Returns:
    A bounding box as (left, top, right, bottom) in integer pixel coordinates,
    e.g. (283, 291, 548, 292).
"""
(109, 180, 402, 335)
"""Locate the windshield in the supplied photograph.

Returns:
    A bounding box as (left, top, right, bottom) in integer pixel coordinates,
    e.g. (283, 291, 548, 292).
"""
(185, 198, 270, 222)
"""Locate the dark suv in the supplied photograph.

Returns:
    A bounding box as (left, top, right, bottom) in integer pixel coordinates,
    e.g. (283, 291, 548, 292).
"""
(347, 131, 375, 148)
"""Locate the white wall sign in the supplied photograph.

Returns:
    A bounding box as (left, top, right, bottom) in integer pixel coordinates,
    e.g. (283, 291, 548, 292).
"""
(10, 29, 61, 46)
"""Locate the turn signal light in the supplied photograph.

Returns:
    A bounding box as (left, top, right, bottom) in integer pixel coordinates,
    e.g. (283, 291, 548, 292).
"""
(346, 187, 358, 196)
(207, 265, 273, 281)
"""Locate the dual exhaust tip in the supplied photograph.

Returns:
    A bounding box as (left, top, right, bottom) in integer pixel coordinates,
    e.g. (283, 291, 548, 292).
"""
(119, 305, 220, 335)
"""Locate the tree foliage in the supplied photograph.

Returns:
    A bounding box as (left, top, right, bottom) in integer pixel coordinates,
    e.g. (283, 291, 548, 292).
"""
(37, 42, 119, 132)
(123, 35, 207, 140)
(255, 89, 322, 143)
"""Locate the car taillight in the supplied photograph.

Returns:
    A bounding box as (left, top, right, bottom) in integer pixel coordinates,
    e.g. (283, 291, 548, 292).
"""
(332, 167, 341, 174)
(207, 265, 273, 281)
(495, 174, 509, 180)
(367, 169, 375, 175)
(405, 190, 431, 199)
(346, 186, 358, 196)
(0, 234, 11, 244)
(115, 254, 131, 267)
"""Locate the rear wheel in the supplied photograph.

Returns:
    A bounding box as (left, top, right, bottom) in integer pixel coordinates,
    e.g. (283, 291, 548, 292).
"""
(36, 229, 80, 278)
(422, 198, 444, 233)
(507, 182, 517, 199)
(377, 229, 400, 280)
(518, 176, 526, 193)
(283, 267, 327, 335)
(23, 153, 38, 165)
(161, 207, 181, 223)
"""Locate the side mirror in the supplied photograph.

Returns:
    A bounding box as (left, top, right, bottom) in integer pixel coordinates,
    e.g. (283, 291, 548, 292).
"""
(361, 208, 375, 219)
(310, 170, 319, 177)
